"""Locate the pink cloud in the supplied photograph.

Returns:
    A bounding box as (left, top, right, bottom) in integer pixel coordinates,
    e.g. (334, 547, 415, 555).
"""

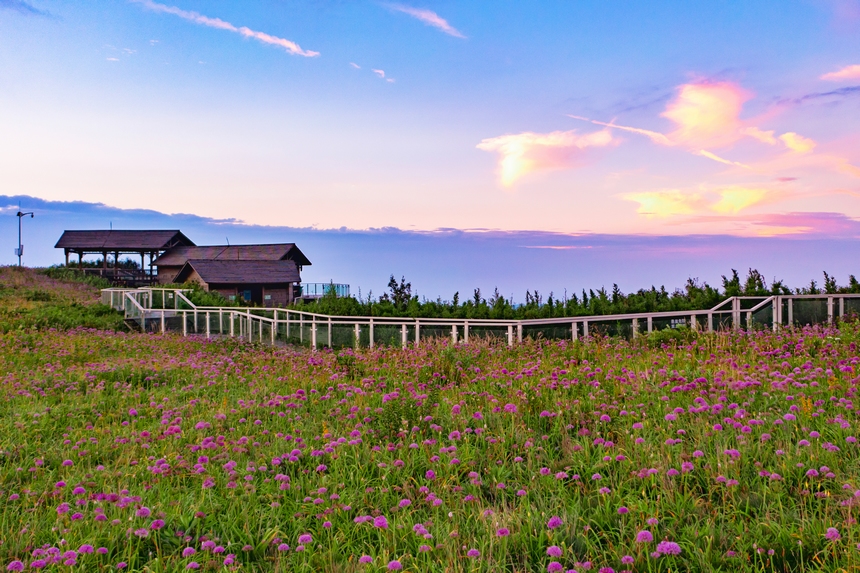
(661, 81, 751, 148)
(387, 4, 466, 38)
(477, 129, 615, 187)
(820, 64, 860, 81)
(131, 0, 319, 57)
(751, 212, 860, 236)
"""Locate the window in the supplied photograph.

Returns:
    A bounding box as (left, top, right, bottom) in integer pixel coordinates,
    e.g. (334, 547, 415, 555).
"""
(264, 294, 272, 300)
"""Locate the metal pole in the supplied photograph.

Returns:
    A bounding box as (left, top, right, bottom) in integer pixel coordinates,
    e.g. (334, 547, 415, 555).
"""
(16, 211, 34, 267)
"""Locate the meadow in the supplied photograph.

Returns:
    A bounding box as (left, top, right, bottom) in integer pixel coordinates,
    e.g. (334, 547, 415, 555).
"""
(1, 317, 859, 572)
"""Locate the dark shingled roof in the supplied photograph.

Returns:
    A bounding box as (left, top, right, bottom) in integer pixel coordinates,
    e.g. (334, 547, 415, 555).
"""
(153, 244, 311, 267)
(174, 259, 301, 285)
(55, 230, 195, 250)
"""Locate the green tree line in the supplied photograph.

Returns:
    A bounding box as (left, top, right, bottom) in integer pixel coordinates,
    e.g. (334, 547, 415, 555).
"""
(288, 269, 860, 319)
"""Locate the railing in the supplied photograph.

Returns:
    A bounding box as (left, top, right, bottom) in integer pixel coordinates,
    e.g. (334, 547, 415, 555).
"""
(299, 283, 350, 298)
(102, 287, 860, 350)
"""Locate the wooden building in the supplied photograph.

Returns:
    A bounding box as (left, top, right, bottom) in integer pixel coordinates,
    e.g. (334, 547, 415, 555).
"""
(152, 243, 311, 284)
(173, 259, 302, 306)
(54, 230, 195, 285)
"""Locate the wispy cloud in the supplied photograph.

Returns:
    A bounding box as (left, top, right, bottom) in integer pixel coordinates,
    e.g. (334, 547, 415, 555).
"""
(821, 64, 860, 81)
(567, 116, 671, 145)
(779, 132, 816, 154)
(697, 150, 750, 168)
(372, 69, 385, 78)
(623, 185, 772, 218)
(477, 130, 615, 187)
(130, 0, 319, 57)
(349, 62, 361, 69)
(386, 3, 466, 38)
(0, 0, 50, 16)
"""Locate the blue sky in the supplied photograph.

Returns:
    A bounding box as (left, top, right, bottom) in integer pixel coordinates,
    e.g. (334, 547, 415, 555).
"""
(1, 1, 859, 295)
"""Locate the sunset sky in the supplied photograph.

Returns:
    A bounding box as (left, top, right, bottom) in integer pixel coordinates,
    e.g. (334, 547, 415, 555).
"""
(1, 1, 859, 295)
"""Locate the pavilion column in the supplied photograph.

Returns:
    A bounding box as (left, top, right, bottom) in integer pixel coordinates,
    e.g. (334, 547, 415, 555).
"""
(141, 252, 145, 273)
(78, 252, 83, 269)
(64, 250, 69, 267)
(102, 251, 107, 276)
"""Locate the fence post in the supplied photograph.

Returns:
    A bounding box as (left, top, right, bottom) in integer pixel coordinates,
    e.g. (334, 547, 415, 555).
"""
(300, 314, 304, 343)
(746, 311, 753, 329)
(708, 313, 713, 333)
(183, 311, 187, 337)
(572, 322, 578, 341)
(788, 298, 793, 326)
(230, 312, 234, 337)
(219, 310, 223, 334)
(517, 323, 523, 344)
(464, 321, 469, 344)
(647, 316, 653, 333)
(507, 324, 513, 347)
(583, 320, 589, 338)
(401, 324, 407, 348)
(248, 312, 253, 343)
(311, 317, 317, 350)
(632, 318, 638, 338)
(415, 321, 420, 347)
(286, 311, 290, 339)
(193, 310, 198, 333)
(354, 323, 360, 349)
(733, 298, 740, 330)
(161, 310, 165, 334)
(206, 312, 210, 339)
(271, 317, 276, 346)
(369, 319, 374, 349)
(690, 315, 697, 332)
(827, 296, 834, 325)
(328, 318, 332, 348)
(773, 297, 780, 332)
(451, 324, 458, 345)
(839, 297, 844, 320)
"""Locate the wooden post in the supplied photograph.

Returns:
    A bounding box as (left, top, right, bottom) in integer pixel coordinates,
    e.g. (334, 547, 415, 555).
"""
(632, 318, 638, 338)
(647, 316, 653, 333)
(464, 321, 469, 344)
(230, 312, 235, 337)
(451, 324, 457, 345)
(300, 314, 304, 343)
(690, 315, 697, 332)
(827, 296, 834, 325)
(708, 313, 713, 333)
(311, 317, 317, 350)
(183, 311, 187, 337)
(206, 312, 210, 339)
(193, 310, 198, 333)
(401, 324, 407, 348)
(746, 311, 752, 329)
(415, 321, 420, 347)
(572, 322, 578, 341)
(248, 311, 252, 343)
(788, 298, 793, 326)
(733, 298, 740, 330)
(273, 310, 278, 342)
(328, 318, 332, 348)
(583, 320, 589, 338)
(517, 323, 522, 344)
(369, 319, 374, 349)
(839, 297, 844, 320)
(219, 310, 223, 334)
(354, 323, 360, 349)
(507, 324, 513, 347)
(161, 310, 165, 334)
(271, 317, 276, 346)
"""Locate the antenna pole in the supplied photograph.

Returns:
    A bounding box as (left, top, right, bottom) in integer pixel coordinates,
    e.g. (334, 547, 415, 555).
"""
(16, 211, 34, 267)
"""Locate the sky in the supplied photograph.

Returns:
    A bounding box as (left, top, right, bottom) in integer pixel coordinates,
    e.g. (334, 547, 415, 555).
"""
(1, 1, 859, 296)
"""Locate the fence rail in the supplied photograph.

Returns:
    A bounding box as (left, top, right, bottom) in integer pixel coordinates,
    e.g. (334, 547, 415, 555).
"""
(102, 287, 860, 350)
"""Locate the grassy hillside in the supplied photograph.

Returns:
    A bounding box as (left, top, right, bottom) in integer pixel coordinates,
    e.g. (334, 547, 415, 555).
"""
(0, 266, 125, 332)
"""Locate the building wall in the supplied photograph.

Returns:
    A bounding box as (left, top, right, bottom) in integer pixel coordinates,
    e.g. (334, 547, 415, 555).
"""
(262, 287, 289, 307)
(156, 265, 183, 284)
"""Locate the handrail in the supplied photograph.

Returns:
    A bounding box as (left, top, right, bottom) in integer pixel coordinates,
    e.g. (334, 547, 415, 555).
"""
(105, 287, 860, 348)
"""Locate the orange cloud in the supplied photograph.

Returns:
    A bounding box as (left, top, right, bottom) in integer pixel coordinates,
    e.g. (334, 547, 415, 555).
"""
(743, 127, 777, 145)
(661, 81, 751, 148)
(622, 189, 703, 217)
(820, 64, 860, 81)
(477, 130, 615, 187)
(779, 132, 816, 153)
(711, 186, 768, 214)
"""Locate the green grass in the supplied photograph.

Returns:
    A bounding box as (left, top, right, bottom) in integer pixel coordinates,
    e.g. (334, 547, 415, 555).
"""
(0, 320, 859, 571)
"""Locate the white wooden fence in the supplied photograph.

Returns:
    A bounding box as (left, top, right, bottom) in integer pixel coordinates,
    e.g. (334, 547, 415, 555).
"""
(102, 288, 860, 349)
